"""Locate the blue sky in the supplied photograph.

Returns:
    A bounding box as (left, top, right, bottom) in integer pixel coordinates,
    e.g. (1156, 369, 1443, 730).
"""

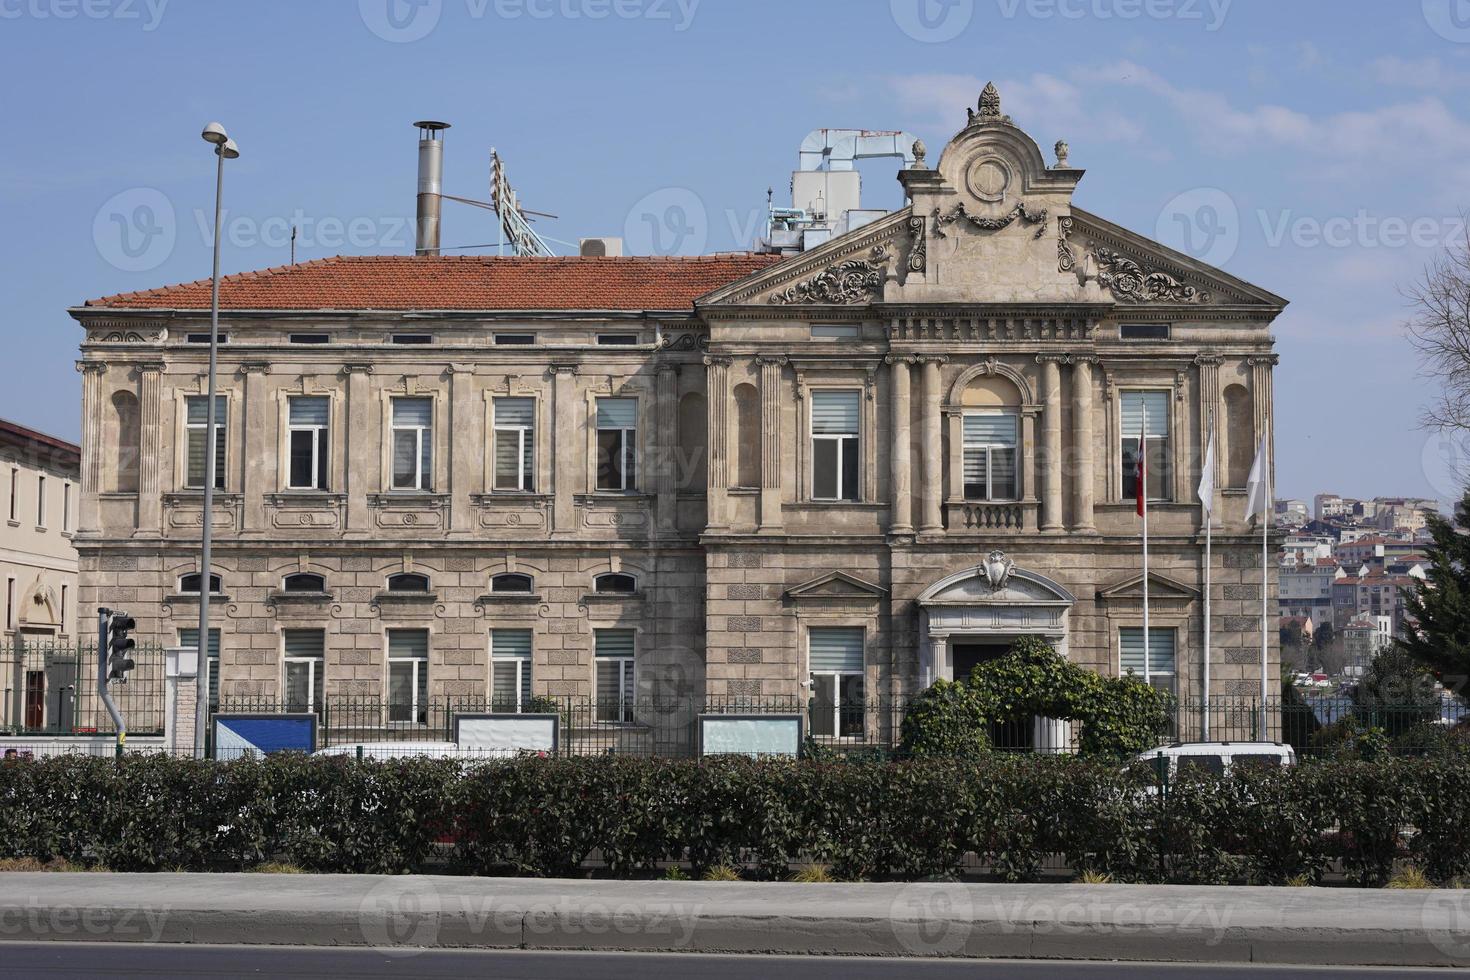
(2, 0, 1468, 503)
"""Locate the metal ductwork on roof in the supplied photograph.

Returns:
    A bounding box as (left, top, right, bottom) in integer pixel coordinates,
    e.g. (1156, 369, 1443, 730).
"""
(797, 129, 920, 172)
(414, 120, 450, 256)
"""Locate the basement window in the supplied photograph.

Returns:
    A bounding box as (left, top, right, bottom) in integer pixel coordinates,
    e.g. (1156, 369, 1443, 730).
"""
(289, 333, 331, 345)
(186, 333, 227, 344)
(495, 334, 536, 346)
(1119, 323, 1170, 341)
(596, 334, 639, 346)
(390, 334, 433, 345)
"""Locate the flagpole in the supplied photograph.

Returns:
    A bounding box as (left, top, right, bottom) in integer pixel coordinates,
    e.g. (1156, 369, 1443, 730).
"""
(1142, 404, 1150, 687)
(1203, 437, 1212, 741)
(1259, 420, 1271, 739)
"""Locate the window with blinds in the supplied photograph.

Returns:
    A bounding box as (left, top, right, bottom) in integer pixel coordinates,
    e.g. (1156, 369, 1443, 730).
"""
(809, 627, 865, 738)
(962, 412, 1018, 501)
(810, 390, 860, 501)
(596, 398, 638, 491)
(493, 398, 535, 491)
(1119, 627, 1176, 693)
(288, 396, 330, 490)
(809, 627, 864, 672)
(491, 629, 533, 710)
(283, 629, 325, 714)
(387, 628, 429, 723)
(185, 396, 227, 490)
(178, 628, 221, 709)
(1121, 390, 1171, 502)
(594, 629, 635, 722)
(391, 398, 433, 491)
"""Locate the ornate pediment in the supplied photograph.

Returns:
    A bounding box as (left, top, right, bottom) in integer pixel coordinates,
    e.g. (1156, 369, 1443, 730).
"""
(919, 560, 1076, 607)
(784, 571, 888, 602)
(1096, 571, 1200, 603)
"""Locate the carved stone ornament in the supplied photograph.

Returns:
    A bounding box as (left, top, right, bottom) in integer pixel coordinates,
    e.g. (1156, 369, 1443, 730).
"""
(982, 550, 1015, 590)
(906, 215, 927, 274)
(1091, 246, 1209, 304)
(1053, 139, 1070, 168)
(658, 332, 709, 352)
(768, 244, 891, 305)
(933, 201, 1048, 239)
(967, 82, 1008, 125)
(1057, 215, 1076, 272)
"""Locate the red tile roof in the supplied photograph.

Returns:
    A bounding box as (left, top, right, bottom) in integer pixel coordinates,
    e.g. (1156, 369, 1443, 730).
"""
(82, 254, 785, 312)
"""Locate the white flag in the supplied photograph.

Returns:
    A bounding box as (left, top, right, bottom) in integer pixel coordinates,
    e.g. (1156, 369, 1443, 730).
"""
(1244, 431, 1271, 520)
(1197, 431, 1216, 519)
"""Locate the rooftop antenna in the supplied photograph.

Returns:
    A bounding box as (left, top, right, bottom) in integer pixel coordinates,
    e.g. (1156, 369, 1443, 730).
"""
(490, 148, 556, 257)
(290, 225, 297, 265)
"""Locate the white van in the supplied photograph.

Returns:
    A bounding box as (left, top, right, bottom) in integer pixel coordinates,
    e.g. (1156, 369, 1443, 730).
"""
(1133, 741, 1296, 778)
(312, 740, 464, 761)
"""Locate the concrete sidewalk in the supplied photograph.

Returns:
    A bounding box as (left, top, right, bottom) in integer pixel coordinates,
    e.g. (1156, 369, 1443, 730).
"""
(1, 873, 1468, 967)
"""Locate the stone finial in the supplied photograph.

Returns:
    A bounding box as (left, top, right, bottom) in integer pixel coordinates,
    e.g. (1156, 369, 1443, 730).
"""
(967, 82, 1004, 125)
(1053, 139, 1070, 168)
(910, 138, 927, 170)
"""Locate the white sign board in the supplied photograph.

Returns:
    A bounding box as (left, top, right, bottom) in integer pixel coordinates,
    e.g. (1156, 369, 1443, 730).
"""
(698, 715, 803, 758)
(454, 713, 558, 755)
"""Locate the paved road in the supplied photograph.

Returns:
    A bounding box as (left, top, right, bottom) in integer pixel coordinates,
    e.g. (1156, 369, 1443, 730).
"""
(6, 945, 1470, 979)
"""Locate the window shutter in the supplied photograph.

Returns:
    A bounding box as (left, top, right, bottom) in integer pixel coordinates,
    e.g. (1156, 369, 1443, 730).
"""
(1121, 391, 1169, 438)
(596, 398, 637, 429)
(811, 391, 860, 434)
(289, 397, 330, 426)
(493, 629, 532, 660)
(392, 398, 433, 427)
(595, 629, 635, 658)
(1120, 627, 1175, 675)
(494, 398, 535, 427)
(809, 627, 864, 672)
(187, 396, 227, 425)
(388, 629, 429, 659)
(283, 629, 324, 658)
(963, 413, 1017, 446)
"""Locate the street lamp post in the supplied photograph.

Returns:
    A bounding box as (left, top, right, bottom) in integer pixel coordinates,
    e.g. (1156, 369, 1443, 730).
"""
(194, 122, 239, 757)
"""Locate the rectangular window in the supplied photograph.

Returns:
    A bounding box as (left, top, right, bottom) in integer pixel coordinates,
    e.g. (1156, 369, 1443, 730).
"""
(387, 629, 430, 724)
(186, 333, 227, 344)
(8, 468, 15, 521)
(1121, 390, 1171, 502)
(963, 412, 1018, 501)
(390, 334, 433, 345)
(59, 584, 66, 633)
(36, 475, 45, 526)
(492, 398, 535, 492)
(391, 398, 433, 491)
(5, 578, 12, 630)
(494, 333, 536, 346)
(283, 629, 325, 714)
(62, 483, 71, 532)
(491, 629, 533, 711)
(185, 395, 227, 490)
(594, 629, 635, 723)
(596, 334, 638, 346)
(809, 627, 865, 738)
(1120, 323, 1170, 341)
(178, 627, 221, 711)
(1120, 627, 1176, 694)
(596, 398, 638, 492)
(287, 396, 330, 491)
(288, 333, 331, 345)
(811, 390, 860, 501)
(811, 324, 860, 340)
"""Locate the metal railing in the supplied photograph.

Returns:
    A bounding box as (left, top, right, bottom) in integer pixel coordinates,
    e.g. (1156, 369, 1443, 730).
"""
(0, 643, 166, 736)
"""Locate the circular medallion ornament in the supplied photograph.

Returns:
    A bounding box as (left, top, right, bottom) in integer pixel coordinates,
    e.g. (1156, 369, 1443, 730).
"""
(966, 157, 1010, 203)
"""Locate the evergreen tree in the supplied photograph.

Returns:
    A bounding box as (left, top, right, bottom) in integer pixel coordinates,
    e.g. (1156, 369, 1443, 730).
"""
(1397, 491, 1470, 692)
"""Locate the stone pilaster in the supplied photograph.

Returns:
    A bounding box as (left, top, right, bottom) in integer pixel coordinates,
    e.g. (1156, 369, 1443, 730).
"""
(886, 354, 914, 535)
(447, 364, 476, 534)
(655, 362, 677, 534)
(1037, 354, 1065, 532)
(1195, 353, 1224, 519)
(1071, 355, 1096, 532)
(918, 355, 947, 534)
(551, 364, 578, 534)
(239, 362, 270, 532)
(757, 355, 785, 531)
(137, 361, 165, 536)
(1249, 354, 1276, 469)
(77, 361, 105, 535)
(343, 364, 373, 534)
(704, 356, 731, 529)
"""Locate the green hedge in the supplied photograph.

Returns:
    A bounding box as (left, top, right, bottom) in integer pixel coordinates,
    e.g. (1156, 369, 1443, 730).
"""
(3, 753, 1468, 885)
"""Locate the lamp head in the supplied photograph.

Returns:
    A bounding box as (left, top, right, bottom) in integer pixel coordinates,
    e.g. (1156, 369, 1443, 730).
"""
(201, 121, 229, 145)
(216, 138, 240, 160)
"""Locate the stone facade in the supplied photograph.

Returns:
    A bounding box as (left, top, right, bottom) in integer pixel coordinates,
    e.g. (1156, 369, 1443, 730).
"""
(70, 86, 1284, 722)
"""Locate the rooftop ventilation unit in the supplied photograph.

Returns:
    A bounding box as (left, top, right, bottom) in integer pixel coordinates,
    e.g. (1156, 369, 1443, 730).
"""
(579, 237, 624, 257)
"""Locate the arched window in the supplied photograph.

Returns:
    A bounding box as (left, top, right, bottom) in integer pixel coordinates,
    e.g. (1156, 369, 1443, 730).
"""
(491, 573, 533, 594)
(1224, 384, 1253, 489)
(593, 572, 637, 594)
(110, 390, 141, 493)
(282, 573, 326, 593)
(733, 383, 760, 489)
(179, 572, 221, 594)
(677, 392, 707, 491)
(960, 376, 1021, 501)
(386, 572, 430, 593)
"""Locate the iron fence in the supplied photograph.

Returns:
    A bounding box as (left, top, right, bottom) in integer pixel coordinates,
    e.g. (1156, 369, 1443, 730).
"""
(0, 643, 166, 736)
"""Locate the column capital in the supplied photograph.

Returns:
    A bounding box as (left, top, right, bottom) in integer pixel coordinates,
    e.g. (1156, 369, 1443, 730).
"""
(1035, 353, 1069, 365)
(76, 360, 108, 375)
(655, 362, 678, 377)
(702, 355, 732, 368)
(238, 362, 271, 376)
(1070, 354, 1099, 366)
(549, 363, 578, 377)
(755, 354, 788, 367)
(884, 353, 917, 366)
(1193, 353, 1224, 367)
(1247, 354, 1279, 367)
(915, 354, 949, 366)
(342, 363, 375, 376)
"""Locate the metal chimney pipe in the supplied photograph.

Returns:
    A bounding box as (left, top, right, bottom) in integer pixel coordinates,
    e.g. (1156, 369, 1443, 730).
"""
(414, 120, 450, 256)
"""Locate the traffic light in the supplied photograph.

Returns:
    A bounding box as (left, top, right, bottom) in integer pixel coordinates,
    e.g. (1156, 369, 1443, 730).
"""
(106, 612, 137, 683)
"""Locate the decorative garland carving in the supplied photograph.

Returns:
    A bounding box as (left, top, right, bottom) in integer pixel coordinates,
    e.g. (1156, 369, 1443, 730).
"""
(1091, 247, 1208, 304)
(658, 332, 709, 352)
(932, 201, 1048, 239)
(1056, 215, 1076, 272)
(906, 215, 926, 274)
(767, 244, 891, 305)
